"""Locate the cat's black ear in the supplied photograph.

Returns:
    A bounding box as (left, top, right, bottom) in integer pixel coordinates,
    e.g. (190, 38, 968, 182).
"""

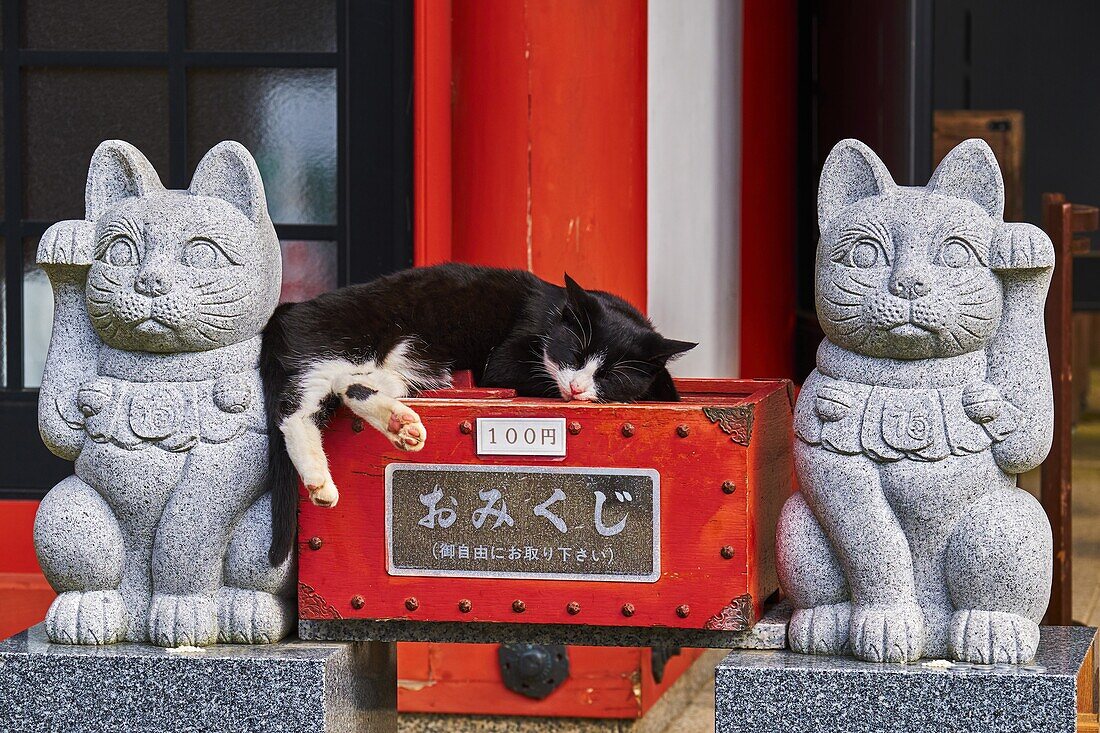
(86, 140, 165, 221)
(189, 141, 269, 223)
(817, 139, 895, 230)
(928, 138, 1004, 220)
(563, 273, 594, 307)
(654, 338, 696, 362)
(642, 368, 680, 402)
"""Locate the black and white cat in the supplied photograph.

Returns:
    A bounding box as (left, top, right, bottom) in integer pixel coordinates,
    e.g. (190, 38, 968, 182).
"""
(262, 263, 694, 563)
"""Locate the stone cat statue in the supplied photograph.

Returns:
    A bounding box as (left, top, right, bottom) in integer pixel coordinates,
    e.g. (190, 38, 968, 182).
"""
(33, 140, 295, 647)
(776, 138, 1054, 664)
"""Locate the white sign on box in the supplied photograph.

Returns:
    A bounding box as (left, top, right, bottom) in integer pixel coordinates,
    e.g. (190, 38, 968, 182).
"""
(475, 417, 566, 457)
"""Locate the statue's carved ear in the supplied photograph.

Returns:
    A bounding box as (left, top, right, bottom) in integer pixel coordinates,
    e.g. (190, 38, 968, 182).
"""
(928, 138, 1005, 220)
(817, 138, 895, 230)
(189, 141, 268, 223)
(85, 140, 164, 222)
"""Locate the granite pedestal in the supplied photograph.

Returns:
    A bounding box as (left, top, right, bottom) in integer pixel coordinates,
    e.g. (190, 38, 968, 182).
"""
(715, 626, 1096, 733)
(0, 624, 397, 732)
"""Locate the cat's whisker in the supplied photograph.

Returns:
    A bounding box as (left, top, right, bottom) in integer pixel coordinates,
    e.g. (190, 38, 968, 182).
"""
(953, 284, 988, 298)
(833, 281, 870, 298)
(195, 317, 235, 333)
(947, 272, 981, 290)
(955, 321, 982, 340)
(822, 295, 862, 308)
(198, 295, 248, 307)
(831, 313, 862, 323)
(94, 272, 122, 286)
(958, 311, 994, 322)
(846, 274, 877, 289)
(958, 298, 995, 306)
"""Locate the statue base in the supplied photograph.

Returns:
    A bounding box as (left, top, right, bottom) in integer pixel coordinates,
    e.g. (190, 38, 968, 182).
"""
(715, 626, 1097, 733)
(0, 624, 396, 732)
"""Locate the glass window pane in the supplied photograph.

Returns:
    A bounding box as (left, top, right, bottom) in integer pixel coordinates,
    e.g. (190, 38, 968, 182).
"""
(24, 238, 49, 389)
(188, 68, 337, 225)
(187, 0, 336, 52)
(24, 68, 169, 222)
(279, 240, 337, 303)
(23, 1, 167, 50)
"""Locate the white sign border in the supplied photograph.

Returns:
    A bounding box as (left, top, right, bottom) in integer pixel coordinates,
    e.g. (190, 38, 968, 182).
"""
(385, 462, 661, 584)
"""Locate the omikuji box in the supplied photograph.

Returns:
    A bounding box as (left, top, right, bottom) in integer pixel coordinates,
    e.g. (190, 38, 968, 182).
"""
(297, 378, 793, 646)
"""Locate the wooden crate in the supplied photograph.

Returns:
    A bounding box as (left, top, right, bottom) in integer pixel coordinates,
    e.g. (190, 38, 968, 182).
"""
(397, 642, 703, 718)
(298, 378, 793, 643)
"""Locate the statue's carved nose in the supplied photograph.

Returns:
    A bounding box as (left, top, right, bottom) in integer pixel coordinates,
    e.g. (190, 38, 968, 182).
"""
(135, 271, 171, 297)
(889, 273, 930, 300)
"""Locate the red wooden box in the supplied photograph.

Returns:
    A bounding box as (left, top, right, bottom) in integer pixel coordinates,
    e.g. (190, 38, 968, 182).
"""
(297, 378, 793, 645)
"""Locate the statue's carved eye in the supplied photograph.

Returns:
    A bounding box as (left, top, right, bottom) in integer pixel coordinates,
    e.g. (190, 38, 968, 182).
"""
(850, 240, 880, 268)
(105, 237, 139, 266)
(936, 238, 974, 268)
(183, 239, 230, 268)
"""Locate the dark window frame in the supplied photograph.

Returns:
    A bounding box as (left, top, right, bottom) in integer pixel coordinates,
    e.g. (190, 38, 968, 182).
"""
(0, 0, 413, 498)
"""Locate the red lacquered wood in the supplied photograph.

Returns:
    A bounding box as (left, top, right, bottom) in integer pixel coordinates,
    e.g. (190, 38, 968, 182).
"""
(397, 642, 703, 718)
(413, 0, 452, 267)
(0, 500, 44, 575)
(298, 379, 792, 632)
(740, 0, 798, 379)
(449, 0, 647, 310)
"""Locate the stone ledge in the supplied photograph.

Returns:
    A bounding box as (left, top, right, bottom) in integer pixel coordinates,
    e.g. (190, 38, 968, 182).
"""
(715, 625, 1096, 733)
(0, 624, 396, 733)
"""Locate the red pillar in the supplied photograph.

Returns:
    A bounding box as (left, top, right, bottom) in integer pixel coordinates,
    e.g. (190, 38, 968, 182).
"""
(739, 0, 798, 378)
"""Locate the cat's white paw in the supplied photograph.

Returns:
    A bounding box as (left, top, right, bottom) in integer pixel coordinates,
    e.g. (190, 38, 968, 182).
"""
(788, 602, 852, 655)
(990, 222, 1055, 272)
(850, 602, 925, 663)
(948, 609, 1039, 664)
(387, 404, 426, 452)
(306, 476, 339, 508)
(217, 587, 295, 644)
(45, 590, 127, 645)
(36, 220, 96, 269)
(147, 593, 218, 647)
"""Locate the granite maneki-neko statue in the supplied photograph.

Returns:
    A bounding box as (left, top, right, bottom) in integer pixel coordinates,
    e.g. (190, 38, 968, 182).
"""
(777, 138, 1055, 665)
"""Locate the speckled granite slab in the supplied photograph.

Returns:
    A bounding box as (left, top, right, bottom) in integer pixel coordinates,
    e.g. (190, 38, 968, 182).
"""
(715, 626, 1095, 733)
(0, 624, 396, 732)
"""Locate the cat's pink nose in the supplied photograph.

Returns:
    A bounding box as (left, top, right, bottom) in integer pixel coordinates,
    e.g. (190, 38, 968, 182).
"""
(569, 382, 584, 396)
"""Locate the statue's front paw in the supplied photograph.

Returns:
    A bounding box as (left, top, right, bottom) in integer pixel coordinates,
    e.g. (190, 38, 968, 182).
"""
(788, 602, 852, 655)
(217, 587, 295, 644)
(850, 602, 925, 663)
(36, 220, 96, 269)
(814, 385, 854, 422)
(990, 222, 1055, 273)
(45, 590, 127, 645)
(948, 609, 1039, 664)
(962, 383, 1004, 424)
(148, 593, 218, 647)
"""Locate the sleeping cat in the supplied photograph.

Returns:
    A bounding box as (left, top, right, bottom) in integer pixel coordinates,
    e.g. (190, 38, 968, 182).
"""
(262, 263, 694, 564)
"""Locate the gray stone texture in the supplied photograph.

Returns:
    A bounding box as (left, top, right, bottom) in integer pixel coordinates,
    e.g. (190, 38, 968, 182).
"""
(777, 138, 1055, 663)
(33, 140, 293, 647)
(714, 626, 1094, 733)
(0, 624, 396, 732)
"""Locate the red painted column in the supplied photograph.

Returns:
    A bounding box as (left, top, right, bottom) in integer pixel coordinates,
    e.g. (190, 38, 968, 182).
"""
(739, 0, 798, 378)
(445, 0, 648, 311)
(413, 0, 453, 266)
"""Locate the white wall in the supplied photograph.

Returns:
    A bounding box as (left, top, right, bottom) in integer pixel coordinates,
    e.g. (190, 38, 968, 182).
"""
(647, 0, 742, 378)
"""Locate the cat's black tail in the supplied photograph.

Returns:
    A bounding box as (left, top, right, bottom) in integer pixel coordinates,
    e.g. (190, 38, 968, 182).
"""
(261, 303, 298, 566)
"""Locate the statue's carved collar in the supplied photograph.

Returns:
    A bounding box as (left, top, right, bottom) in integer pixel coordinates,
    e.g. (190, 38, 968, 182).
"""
(97, 336, 261, 382)
(816, 339, 987, 390)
